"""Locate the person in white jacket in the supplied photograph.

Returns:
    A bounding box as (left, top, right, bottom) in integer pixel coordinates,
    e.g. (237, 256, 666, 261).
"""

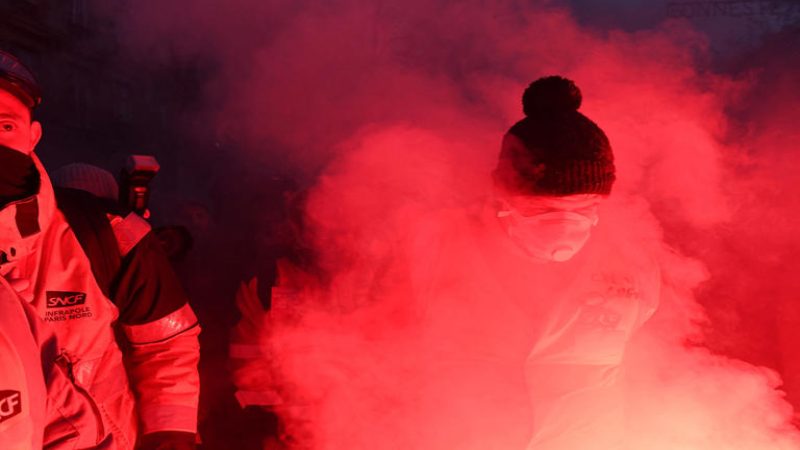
(0, 49, 201, 450)
(495, 76, 659, 448)
(397, 76, 660, 449)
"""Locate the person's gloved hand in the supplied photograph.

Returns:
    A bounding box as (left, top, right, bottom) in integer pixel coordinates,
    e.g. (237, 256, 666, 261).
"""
(137, 431, 197, 450)
(232, 277, 269, 343)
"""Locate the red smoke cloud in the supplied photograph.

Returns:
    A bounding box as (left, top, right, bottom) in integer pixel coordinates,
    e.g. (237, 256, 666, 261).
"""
(101, 0, 800, 448)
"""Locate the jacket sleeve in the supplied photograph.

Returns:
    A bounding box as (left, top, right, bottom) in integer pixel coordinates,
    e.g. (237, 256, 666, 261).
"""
(111, 231, 201, 435)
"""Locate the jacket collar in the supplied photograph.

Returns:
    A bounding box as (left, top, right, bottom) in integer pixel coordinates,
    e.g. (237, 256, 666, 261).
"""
(0, 153, 56, 273)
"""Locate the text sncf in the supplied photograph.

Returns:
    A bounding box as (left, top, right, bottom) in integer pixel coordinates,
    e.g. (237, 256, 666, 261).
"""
(46, 291, 87, 308)
(0, 391, 22, 423)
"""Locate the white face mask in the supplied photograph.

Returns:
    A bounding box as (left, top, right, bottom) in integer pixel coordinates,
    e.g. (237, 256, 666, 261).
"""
(499, 208, 597, 262)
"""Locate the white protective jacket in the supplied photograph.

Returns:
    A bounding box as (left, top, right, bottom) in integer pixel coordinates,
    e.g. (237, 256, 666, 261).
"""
(0, 154, 200, 449)
(403, 206, 660, 450)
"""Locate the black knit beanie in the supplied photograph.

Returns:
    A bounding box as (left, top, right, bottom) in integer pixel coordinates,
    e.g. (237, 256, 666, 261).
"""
(493, 76, 615, 196)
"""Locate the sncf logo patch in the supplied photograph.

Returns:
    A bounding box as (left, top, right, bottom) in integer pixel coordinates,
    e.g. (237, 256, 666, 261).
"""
(46, 291, 87, 308)
(44, 291, 93, 322)
(0, 390, 22, 423)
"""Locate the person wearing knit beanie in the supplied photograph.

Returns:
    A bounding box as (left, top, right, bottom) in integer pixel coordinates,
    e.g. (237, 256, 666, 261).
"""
(493, 76, 615, 262)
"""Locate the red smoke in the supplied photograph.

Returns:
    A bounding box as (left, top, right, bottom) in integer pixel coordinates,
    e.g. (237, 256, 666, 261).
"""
(100, 0, 800, 448)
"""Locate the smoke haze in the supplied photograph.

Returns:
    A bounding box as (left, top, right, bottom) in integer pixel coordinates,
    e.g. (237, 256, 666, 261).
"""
(96, 0, 800, 448)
